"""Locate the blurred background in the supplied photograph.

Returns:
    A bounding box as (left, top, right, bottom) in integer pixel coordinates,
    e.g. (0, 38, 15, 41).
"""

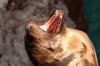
(0, 0, 100, 66)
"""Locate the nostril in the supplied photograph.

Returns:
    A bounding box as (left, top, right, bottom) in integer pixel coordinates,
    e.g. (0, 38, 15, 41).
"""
(26, 26, 33, 33)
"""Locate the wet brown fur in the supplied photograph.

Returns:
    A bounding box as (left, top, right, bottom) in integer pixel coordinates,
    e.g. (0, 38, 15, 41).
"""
(25, 21, 98, 66)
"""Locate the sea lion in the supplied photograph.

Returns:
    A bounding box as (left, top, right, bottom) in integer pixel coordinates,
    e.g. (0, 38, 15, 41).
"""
(24, 10, 98, 66)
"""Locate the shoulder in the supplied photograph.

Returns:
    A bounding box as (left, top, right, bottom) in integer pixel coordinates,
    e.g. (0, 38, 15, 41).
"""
(67, 28, 89, 40)
(67, 28, 93, 50)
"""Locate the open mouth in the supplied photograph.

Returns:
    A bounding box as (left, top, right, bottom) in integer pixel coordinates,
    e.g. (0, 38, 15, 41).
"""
(40, 10, 63, 34)
(26, 10, 63, 34)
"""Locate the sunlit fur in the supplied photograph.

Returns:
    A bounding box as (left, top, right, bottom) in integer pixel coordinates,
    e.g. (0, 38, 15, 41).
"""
(25, 10, 98, 66)
(25, 23, 98, 66)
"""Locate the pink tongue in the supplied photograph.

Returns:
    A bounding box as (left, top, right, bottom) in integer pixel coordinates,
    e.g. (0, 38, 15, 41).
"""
(47, 17, 59, 33)
(47, 14, 61, 34)
(40, 10, 63, 34)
